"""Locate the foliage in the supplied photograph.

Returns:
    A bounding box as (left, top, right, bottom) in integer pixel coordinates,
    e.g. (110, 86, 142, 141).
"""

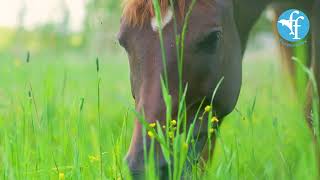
(0, 1, 317, 179)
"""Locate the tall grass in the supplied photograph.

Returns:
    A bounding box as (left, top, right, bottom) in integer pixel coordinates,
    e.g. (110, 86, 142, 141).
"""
(0, 39, 317, 179)
(0, 2, 318, 180)
(95, 57, 104, 179)
(294, 44, 308, 102)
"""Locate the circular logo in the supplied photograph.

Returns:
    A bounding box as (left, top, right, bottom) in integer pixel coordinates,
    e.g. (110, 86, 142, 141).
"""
(277, 9, 310, 42)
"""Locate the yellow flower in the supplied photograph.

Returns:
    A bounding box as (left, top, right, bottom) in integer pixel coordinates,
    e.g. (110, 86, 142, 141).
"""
(211, 116, 219, 123)
(69, 35, 83, 47)
(89, 155, 100, 162)
(183, 143, 188, 149)
(162, 125, 166, 129)
(14, 59, 22, 67)
(148, 131, 154, 138)
(168, 131, 174, 139)
(59, 172, 65, 180)
(205, 105, 212, 112)
(209, 128, 215, 134)
(171, 120, 177, 126)
(149, 123, 156, 128)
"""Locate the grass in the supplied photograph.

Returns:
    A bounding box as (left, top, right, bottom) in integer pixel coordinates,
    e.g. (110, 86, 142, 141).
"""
(0, 51, 133, 179)
(0, 4, 318, 179)
(0, 44, 317, 179)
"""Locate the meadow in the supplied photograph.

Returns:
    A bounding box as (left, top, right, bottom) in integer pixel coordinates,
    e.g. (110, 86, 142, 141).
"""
(0, 8, 318, 180)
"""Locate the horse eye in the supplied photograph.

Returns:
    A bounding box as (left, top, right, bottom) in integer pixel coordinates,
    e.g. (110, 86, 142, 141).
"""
(196, 30, 222, 53)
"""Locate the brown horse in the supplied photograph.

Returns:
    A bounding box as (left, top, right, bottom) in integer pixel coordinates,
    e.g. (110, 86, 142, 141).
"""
(117, 0, 320, 178)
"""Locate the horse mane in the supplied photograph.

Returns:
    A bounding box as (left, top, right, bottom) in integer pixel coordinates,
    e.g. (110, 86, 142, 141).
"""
(122, 0, 185, 27)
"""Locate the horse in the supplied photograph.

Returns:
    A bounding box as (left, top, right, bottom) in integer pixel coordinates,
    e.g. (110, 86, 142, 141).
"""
(117, 0, 320, 178)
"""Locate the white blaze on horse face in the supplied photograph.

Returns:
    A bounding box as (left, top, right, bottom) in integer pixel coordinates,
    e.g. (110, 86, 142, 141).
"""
(151, 8, 173, 31)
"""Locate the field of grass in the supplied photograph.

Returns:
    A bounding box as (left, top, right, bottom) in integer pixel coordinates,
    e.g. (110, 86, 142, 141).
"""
(0, 2, 318, 176)
(0, 39, 318, 179)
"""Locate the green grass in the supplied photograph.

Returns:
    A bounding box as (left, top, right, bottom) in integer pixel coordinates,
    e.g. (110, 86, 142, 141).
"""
(0, 46, 317, 179)
(0, 51, 134, 179)
(0, 4, 318, 178)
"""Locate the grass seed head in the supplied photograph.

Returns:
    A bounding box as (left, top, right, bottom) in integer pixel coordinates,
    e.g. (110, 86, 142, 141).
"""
(26, 51, 30, 63)
(96, 57, 100, 72)
(79, 98, 85, 111)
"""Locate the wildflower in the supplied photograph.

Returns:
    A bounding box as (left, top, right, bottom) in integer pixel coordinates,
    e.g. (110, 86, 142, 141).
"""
(162, 125, 166, 129)
(211, 116, 219, 123)
(148, 131, 154, 138)
(14, 59, 22, 67)
(59, 172, 65, 180)
(209, 128, 215, 134)
(171, 120, 177, 126)
(205, 105, 212, 112)
(149, 123, 156, 128)
(168, 131, 174, 139)
(89, 155, 99, 163)
(70, 35, 83, 47)
(183, 143, 189, 149)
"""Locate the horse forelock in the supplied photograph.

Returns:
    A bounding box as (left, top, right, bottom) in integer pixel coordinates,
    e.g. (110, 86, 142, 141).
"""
(122, 0, 185, 27)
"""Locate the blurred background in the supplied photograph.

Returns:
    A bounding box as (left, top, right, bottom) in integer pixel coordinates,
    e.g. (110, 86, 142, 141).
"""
(0, 0, 122, 56)
(0, 0, 316, 179)
(0, 0, 275, 58)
